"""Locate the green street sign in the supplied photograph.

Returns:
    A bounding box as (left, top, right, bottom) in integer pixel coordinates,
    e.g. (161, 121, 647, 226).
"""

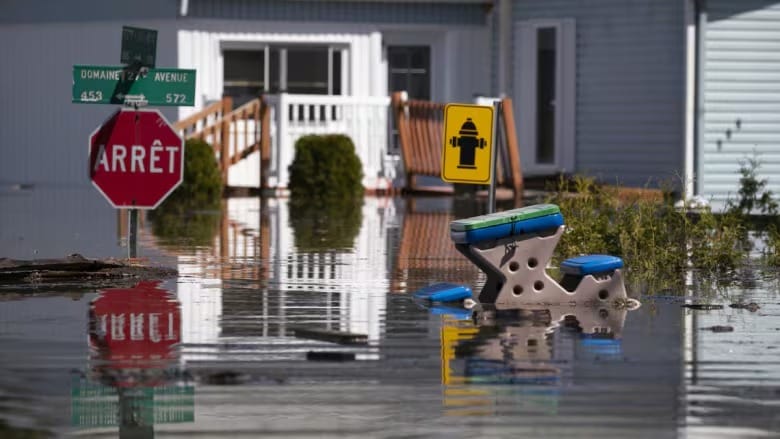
(121, 26, 157, 68)
(72, 65, 196, 106)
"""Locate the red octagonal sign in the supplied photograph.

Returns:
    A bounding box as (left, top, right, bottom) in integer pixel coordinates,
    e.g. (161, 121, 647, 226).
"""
(89, 109, 184, 209)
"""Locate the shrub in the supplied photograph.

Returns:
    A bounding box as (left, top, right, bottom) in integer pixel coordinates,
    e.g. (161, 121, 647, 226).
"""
(288, 134, 363, 201)
(287, 134, 364, 251)
(149, 138, 222, 246)
(158, 138, 222, 212)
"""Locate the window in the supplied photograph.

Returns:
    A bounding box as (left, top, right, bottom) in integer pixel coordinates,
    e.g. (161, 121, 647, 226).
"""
(387, 46, 431, 154)
(387, 46, 430, 100)
(223, 45, 343, 106)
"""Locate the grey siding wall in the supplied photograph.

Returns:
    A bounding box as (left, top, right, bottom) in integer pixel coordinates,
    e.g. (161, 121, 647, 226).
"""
(699, 1, 780, 204)
(187, 0, 487, 25)
(0, 21, 179, 187)
(0, 0, 178, 23)
(513, 0, 686, 188)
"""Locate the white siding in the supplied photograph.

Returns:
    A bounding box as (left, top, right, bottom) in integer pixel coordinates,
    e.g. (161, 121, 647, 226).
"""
(177, 21, 384, 122)
(699, 1, 780, 204)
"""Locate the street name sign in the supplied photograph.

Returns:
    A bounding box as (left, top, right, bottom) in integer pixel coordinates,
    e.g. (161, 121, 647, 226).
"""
(441, 103, 494, 185)
(89, 108, 184, 209)
(73, 65, 196, 106)
(121, 26, 157, 68)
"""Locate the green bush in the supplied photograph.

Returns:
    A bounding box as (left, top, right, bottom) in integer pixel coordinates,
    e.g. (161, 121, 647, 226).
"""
(288, 134, 363, 200)
(287, 134, 364, 251)
(160, 138, 222, 212)
(149, 138, 222, 246)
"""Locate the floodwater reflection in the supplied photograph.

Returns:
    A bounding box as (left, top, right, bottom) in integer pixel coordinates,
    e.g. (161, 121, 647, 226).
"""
(1, 188, 780, 436)
(441, 306, 630, 416)
(72, 281, 194, 436)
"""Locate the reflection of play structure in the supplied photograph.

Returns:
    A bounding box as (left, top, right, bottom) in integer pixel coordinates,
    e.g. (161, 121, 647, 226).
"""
(440, 305, 629, 416)
(451, 204, 631, 308)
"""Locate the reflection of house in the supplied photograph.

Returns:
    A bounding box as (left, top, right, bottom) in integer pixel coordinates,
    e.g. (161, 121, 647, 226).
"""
(176, 197, 392, 361)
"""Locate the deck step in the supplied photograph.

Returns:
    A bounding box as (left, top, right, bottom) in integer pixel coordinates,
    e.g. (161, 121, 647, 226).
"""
(560, 254, 623, 276)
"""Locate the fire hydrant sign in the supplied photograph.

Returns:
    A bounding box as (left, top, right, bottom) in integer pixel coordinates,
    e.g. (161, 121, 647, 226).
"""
(441, 103, 494, 185)
(89, 108, 184, 209)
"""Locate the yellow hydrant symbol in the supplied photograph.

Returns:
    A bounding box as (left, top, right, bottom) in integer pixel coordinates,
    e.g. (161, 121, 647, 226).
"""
(449, 118, 486, 169)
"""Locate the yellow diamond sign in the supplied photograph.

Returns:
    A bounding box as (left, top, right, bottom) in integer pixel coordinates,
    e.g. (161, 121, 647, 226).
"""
(441, 103, 494, 185)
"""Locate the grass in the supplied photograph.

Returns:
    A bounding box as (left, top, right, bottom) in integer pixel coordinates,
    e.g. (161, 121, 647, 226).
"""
(544, 173, 772, 294)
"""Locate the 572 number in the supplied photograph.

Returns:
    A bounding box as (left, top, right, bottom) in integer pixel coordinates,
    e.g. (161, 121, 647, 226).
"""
(165, 93, 187, 104)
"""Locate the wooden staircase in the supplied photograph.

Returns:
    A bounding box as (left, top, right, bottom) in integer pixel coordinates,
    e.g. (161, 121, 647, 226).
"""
(173, 96, 271, 189)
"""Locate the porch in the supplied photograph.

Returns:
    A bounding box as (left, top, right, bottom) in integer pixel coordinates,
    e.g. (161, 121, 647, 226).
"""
(174, 93, 395, 193)
(173, 92, 522, 196)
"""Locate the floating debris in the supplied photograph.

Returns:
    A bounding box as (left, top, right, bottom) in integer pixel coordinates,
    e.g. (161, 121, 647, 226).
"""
(702, 325, 734, 333)
(201, 370, 251, 385)
(0, 253, 177, 291)
(291, 327, 368, 345)
(729, 302, 760, 312)
(306, 351, 356, 362)
(682, 304, 724, 311)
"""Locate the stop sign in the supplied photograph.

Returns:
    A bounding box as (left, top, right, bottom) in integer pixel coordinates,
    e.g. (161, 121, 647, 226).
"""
(89, 108, 184, 209)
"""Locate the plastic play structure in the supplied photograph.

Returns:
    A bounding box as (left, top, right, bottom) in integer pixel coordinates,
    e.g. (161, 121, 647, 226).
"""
(449, 204, 631, 309)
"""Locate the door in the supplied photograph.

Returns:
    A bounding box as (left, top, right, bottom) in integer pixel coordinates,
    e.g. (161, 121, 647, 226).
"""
(516, 19, 576, 175)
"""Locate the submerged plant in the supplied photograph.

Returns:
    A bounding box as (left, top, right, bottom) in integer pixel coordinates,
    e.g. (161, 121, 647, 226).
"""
(727, 154, 778, 217)
(546, 175, 748, 293)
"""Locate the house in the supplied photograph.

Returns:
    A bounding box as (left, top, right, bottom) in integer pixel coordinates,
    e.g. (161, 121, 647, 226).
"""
(497, 0, 780, 206)
(1, 0, 779, 204)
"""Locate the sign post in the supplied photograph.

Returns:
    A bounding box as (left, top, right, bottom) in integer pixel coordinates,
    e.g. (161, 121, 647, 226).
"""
(72, 65, 196, 107)
(441, 103, 496, 212)
(88, 109, 184, 257)
(74, 26, 195, 258)
(487, 100, 501, 214)
(121, 26, 157, 68)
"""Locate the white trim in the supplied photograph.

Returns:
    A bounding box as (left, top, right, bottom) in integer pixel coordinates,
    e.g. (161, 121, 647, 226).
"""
(515, 19, 576, 175)
(684, 0, 697, 199)
(497, 0, 512, 95)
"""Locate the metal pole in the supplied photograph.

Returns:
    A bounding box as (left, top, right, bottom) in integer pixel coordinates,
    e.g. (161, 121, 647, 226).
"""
(128, 208, 138, 258)
(487, 100, 501, 214)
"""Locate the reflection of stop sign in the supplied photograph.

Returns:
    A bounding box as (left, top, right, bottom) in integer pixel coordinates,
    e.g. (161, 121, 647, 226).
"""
(89, 281, 181, 370)
(89, 109, 184, 209)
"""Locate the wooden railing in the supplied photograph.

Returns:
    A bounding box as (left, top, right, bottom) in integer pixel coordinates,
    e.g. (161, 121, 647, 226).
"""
(174, 96, 272, 189)
(391, 92, 523, 196)
(174, 92, 521, 195)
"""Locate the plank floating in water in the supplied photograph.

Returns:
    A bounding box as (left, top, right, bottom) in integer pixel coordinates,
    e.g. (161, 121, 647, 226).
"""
(291, 327, 368, 345)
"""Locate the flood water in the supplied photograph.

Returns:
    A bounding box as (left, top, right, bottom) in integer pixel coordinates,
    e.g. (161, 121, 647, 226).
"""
(1, 187, 780, 438)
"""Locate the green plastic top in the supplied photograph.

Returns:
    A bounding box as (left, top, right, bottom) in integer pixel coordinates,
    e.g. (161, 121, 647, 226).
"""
(450, 203, 560, 231)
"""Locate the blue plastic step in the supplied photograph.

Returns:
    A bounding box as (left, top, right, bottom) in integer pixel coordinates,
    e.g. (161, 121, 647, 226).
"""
(450, 212, 564, 244)
(413, 282, 473, 302)
(560, 254, 623, 276)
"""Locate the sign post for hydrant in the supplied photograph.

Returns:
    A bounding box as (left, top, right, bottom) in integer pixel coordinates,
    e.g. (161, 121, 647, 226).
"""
(441, 102, 497, 213)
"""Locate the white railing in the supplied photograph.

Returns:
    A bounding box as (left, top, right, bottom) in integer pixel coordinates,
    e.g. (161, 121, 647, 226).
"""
(264, 93, 392, 190)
